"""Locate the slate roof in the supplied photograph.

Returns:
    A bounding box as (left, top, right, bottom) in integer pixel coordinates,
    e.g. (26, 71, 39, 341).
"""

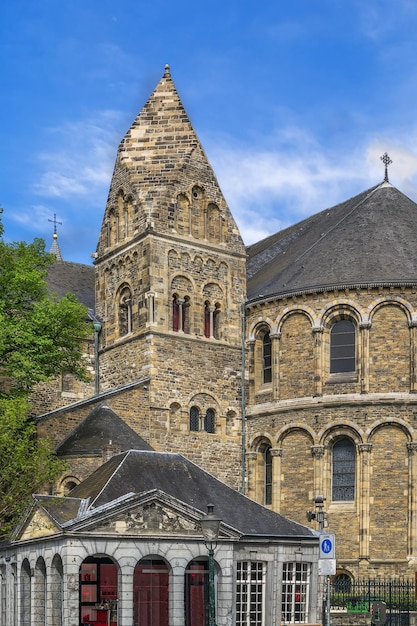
(56, 403, 153, 456)
(247, 182, 417, 301)
(46, 259, 95, 309)
(67, 449, 314, 537)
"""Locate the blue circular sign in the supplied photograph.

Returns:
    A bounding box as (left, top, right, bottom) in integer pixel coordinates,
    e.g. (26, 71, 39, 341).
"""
(321, 538, 332, 554)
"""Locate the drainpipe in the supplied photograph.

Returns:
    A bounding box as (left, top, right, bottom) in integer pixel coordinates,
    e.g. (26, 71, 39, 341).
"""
(241, 302, 246, 494)
(93, 320, 102, 395)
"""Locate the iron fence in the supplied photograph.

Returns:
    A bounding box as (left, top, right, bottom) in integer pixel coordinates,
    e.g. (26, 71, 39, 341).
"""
(329, 578, 415, 625)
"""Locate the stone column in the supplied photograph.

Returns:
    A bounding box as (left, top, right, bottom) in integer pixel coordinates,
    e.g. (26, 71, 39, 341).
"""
(359, 321, 371, 393)
(246, 451, 258, 501)
(270, 332, 281, 399)
(407, 442, 417, 558)
(271, 448, 282, 512)
(358, 443, 372, 560)
(311, 445, 325, 496)
(409, 320, 417, 393)
(312, 326, 324, 396)
(247, 340, 255, 404)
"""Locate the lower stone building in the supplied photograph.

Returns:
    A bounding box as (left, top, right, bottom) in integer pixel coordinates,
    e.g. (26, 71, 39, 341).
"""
(0, 450, 319, 626)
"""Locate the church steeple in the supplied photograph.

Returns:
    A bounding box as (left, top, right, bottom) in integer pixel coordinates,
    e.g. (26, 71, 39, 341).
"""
(48, 213, 63, 261)
(96, 65, 244, 256)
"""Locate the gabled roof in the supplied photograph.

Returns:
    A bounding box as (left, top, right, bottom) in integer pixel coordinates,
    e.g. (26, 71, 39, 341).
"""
(56, 403, 153, 456)
(247, 182, 417, 301)
(66, 449, 314, 538)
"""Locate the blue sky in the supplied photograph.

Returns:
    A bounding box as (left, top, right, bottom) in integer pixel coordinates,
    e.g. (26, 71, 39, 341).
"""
(1, 0, 417, 264)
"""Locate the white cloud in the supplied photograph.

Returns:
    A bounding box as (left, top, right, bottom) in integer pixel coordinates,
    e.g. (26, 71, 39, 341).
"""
(32, 111, 121, 203)
(206, 126, 417, 246)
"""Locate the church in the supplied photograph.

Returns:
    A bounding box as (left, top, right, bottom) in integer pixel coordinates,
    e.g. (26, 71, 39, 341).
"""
(3, 63, 417, 624)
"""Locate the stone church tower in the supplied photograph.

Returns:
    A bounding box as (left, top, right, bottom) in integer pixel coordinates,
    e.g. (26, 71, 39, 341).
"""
(85, 65, 246, 484)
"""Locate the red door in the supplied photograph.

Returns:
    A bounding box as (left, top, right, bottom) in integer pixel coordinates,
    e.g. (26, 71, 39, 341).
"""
(133, 559, 169, 626)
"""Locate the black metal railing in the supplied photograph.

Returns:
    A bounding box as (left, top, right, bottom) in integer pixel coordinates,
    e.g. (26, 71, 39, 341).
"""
(329, 578, 415, 623)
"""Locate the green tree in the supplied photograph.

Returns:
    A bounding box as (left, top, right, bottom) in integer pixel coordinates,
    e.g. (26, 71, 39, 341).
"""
(0, 210, 92, 536)
(0, 397, 65, 537)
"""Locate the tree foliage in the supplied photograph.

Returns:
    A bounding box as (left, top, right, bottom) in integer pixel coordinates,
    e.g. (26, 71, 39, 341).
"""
(0, 397, 65, 538)
(0, 225, 91, 396)
(0, 210, 92, 536)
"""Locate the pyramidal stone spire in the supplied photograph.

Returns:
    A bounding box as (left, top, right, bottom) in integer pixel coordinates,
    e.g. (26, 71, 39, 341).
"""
(49, 233, 63, 261)
(96, 64, 244, 256)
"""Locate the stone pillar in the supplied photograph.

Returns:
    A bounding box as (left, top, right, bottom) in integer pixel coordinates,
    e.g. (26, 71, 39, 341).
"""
(171, 563, 186, 626)
(358, 443, 372, 560)
(246, 452, 258, 501)
(359, 321, 371, 393)
(407, 442, 417, 558)
(312, 326, 324, 396)
(271, 448, 283, 512)
(271, 332, 281, 399)
(311, 446, 325, 496)
(118, 561, 134, 626)
(409, 320, 417, 393)
(247, 340, 255, 404)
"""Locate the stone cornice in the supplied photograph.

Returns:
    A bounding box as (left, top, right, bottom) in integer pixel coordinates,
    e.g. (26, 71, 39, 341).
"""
(245, 392, 417, 419)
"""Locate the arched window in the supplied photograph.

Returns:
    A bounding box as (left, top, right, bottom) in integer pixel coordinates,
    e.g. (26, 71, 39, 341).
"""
(185, 558, 210, 626)
(265, 446, 272, 505)
(204, 302, 221, 339)
(330, 319, 355, 373)
(190, 406, 199, 432)
(263, 332, 272, 384)
(79, 556, 118, 626)
(332, 438, 355, 501)
(173, 295, 190, 333)
(119, 286, 133, 336)
(204, 409, 215, 434)
(133, 559, 169, 626)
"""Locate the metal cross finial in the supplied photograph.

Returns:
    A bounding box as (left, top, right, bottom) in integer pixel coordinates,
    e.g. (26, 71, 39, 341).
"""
(380, 152, 393, 183)
(48, 213, 62, 235)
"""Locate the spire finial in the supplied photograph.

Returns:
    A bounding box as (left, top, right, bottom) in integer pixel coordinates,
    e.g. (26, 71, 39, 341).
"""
(164, 64, 171, 78)
(48, 213, 63, 261)
(380, 152, 393, 183)
(48, 213, 62, 236)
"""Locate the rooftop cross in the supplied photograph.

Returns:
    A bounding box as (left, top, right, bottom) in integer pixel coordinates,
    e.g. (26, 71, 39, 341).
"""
(380, 152, 393, 183)
(48, 213, 62, 235)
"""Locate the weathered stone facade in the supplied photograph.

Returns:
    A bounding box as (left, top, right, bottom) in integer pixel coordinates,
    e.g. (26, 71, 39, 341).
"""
(33, 67, 417, 585)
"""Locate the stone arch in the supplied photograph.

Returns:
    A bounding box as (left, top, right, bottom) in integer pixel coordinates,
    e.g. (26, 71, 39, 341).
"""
(116, 282, 133, 336)
(191, 184, 205, 238)
(279, 425, 315, 522)
(57, 474, 81, 495)
(188, 393, 219, 434)
(277, 304, 316, 333)
(248, 317, 276, 342)
(207, 202, 221, 242)
(279, 309, 315, 399)
(368, 301, 410, 392)
(367, 295, 413, 324)
(367, 418, 412, 443)
(176, 192, 191, 235)
(367, 421, 410, 561)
